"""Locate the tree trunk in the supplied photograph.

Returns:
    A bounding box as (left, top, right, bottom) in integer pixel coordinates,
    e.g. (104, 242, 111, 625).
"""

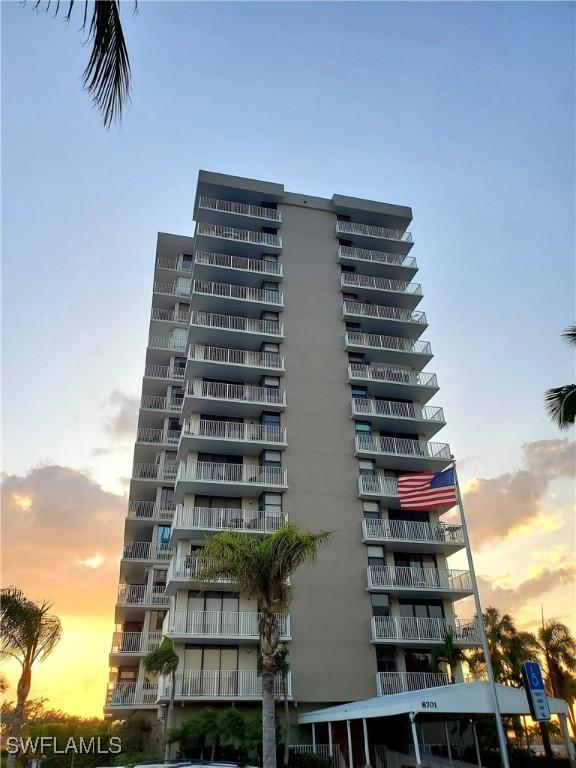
(262, 659, 277, 768)
(283, 684, 290, 768)
(539, 721, 555, 768)
(164, 671, 176, 764)
(7, 665, 32, 768)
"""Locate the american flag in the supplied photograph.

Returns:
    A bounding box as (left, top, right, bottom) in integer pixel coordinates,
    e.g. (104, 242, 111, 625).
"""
(398, 466, 457, 510)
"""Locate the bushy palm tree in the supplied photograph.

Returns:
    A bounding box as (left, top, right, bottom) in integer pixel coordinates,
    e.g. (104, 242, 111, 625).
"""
(544, 325, 576, 430)
(0, 587, 62, 768)
(536, 620, 576, 731)
(432, 630, 468, 683)
(143, 637, 179, 763)
(199, 524, 330, 768)
(24, 1, 134, 127)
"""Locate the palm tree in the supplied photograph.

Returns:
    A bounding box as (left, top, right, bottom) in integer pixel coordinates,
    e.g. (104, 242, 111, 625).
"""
(199, 524, 330, 768)
(0, 587, 62, 768)
(259, 645, 291, 767)
(24, 1, 134, 127)
(467, 607, 517, 682)
(143, 637, 179, 763)
(544, 325, 576, 430)
(536, 620, 576, 732)
(432, 630, 468, 683)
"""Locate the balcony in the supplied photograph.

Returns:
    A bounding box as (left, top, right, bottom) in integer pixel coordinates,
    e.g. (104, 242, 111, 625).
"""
(178, 418, 287, 458)
(358, 474, 400, 506)
(105, 681, 158, 709)
(341, 273, 422, 310)
(352, 398, 445, 437)
(153, 279, 192, 303)
(155, 255, 194, 275)
(371, 616, 480, 646)
(192, 280, 284, 315)
(345, 333, 432, 370)
(116, 584, 169, 608)
(171, 505, 286, 543)
(195, 222, 282, 255)
(355, 434, 452, 471)
(175, 461, 288, 500)
(147, 336, 188, 355)
(336, 221, 413, 253)
(343, 302, 427, 339)
(362, 518, 465, 554)
(367, 565, 473, 599)
(376, 672, 450, 696)
(150, 308, 190, 325)
(190, 311, 284, 349)
(183, 379, 286, 417)
(136, 427, 180, 448)
(338, 246, 418, 280)
(127, 501, 175, 522)
(140, 394, 182, 414)
(165, 555, 234, 594)
(110, 631, 162, 659)
(158, 669, 291, 700)
(122, 542, 173, 563)
(131, 462, 178, 483)
(187, 344, 285, 381)
(166, 611, 291, 642)
(348, 363, 439, 403)
(193, 251, 283, 286)
(144, 364, 185, 383)
(197, 196, 282, 226)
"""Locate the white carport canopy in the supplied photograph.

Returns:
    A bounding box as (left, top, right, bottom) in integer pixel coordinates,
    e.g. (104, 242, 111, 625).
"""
(298, 682, 568, 724)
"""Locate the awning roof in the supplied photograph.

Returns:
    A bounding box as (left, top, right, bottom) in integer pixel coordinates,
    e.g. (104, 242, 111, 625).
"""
(298, 682, 568, 724)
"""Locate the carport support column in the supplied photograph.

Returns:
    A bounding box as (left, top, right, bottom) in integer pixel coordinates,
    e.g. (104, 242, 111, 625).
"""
(559, 714, 576, 766)
(363, 718, 371, 767)
(444, 723, 453, 765)
(409, 713, 422, 767)
(471, 720, 482, 768)
(328, 722, 333, 758)
(347, 719, 354, 768)
(312, 723, 317, 752)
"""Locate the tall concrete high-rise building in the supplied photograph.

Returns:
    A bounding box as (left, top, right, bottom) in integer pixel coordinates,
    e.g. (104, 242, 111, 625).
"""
(105, 171, 481, 722)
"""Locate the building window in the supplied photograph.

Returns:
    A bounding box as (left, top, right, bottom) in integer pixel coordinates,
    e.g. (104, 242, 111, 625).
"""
(367, 545, 385, 567)
(355, 421, 372, 436)
(351, 385, 368, 399)
(371, 594, 390, 617)
(260, 450, 282, 467)
(358, 460, 376, 476)
(260, 412, 281, 426)
(362, 501, 380, 519)
(261, 376, 280, 389)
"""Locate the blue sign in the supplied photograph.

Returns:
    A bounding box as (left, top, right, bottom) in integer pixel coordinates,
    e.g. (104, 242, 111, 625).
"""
(522, 661, 551, 721)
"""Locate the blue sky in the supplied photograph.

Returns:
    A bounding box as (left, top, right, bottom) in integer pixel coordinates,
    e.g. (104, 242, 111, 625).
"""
(2, 1, 575, 714)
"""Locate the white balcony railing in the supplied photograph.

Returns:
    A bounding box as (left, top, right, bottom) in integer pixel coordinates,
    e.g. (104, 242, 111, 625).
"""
(198, 196, 281, 222)
(106, 681, 158, 707)
(196, 222, 282, 249)
(168, 556, 231, 582)
(187, 379, 286, 407)
(122, 542, 173, 561)
(341, 273, 422, 296)
(376, 671, 450, 696)
(177, 461, 288, 488)
(110, 631, 162, 654)
(356, 434, 452, 461)
(345, 333, 431, 356)
(352, 398, 444, 423)
(148, 335, 188, 352)
(116, 584, 169, 606)
(344, 301, 426, 326)
(159, 669, 291, 698)
(363, 518, 464, 546)
(140, 394, 183, 412)
(193, 280, 283, 306)
(372, 616, 479, 644)
(358, 474, 399, 497)
(153, 280, 192, 296)
(172, 505, 286, 535)
(195, 250, 283, 277)
(168, 610, 290, 638)
(136, 427, 180, 445)
(349, 363, 438, 388)
(191, 311, 283, 337)
(188, 344, 285, 371)
(182, 418, 286, 445)
(367, 566, 473, 592)
(156, 256, 194, 272)
(132, 463, 178, 481)
(127, 501, 175, 521)
(336, 221, 413, 243)
(150, 308, 190, 323)
(144, 364, 185, 381)
(338, 245, 417, 269)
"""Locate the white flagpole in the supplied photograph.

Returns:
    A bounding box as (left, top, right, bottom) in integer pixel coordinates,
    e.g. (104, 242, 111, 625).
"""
(453, 459, 511, 768)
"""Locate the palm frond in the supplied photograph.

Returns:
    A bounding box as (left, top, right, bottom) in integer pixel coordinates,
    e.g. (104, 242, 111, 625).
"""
(143, 637, 179, 676)
(562, 325, 576, 346)
(544, 384, 576, 430)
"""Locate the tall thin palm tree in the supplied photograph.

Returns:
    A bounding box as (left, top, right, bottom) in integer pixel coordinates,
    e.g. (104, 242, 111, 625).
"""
(25, 1, 134, 127)
(143, 637, 179, 764)
(432, 630, 468, 683)
(467, 607, 517, 682)
(544, 325, 576, 430)
(0, 587, 62, 768)
(536, 620, 576, 732)
(199, 524, 330, 768)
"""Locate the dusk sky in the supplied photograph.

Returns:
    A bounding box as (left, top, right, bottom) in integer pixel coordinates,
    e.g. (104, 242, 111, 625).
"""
(2, 1, 574, 717)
